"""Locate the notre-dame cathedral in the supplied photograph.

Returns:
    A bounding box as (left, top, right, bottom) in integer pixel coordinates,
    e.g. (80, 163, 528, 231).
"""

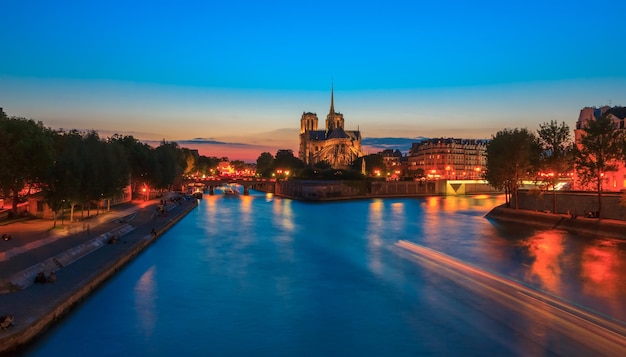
(298, 86, 362, 169)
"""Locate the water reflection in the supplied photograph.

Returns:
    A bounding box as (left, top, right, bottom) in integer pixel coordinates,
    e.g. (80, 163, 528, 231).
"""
(581, 242, 626, 318)
(27, 192, 626, 356)
(134, 266, 157, 339)
(366, 200, 384, 276)
(523, 230, 566, 294)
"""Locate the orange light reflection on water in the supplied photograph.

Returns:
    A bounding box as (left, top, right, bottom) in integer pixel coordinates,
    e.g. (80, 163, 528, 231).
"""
(366, 200, 385, 276)
(580, 242, 626, 320)
(523, 230, 566, 294)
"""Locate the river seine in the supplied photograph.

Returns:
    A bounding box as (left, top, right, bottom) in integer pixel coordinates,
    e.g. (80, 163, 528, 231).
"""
(22, 189, 626, 356)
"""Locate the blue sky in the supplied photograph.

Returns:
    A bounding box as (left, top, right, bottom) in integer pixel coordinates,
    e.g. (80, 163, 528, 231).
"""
(2, 0, 625, 161)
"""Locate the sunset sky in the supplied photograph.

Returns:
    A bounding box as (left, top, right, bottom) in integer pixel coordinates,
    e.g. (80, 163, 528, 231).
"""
(2, 1, 625, 162)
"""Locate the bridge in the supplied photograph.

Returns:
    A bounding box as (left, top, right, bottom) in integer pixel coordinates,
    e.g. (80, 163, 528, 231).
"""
(183, 177, 275, 196)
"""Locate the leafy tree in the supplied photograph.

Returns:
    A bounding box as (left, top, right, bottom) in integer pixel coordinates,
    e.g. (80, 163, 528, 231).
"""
(312, 160, 332, 170)
(98, 136, 130, 213)
(537, 120, 572, 213)
(52, 130, 86, 222)
(0, 116, 55, 215)
(181, 148, 198, 176)
(154, 141, 185, 190)
(485, 128, 541, 208)
(256, 152, 274, 177)
(574, 113, 625, 218)
(230, 160, 246, 171)
(195, 155, 220, 177)
(109, 135, 152, 192)
(351, 154, 384, 175)
(273, 149, 304, 171)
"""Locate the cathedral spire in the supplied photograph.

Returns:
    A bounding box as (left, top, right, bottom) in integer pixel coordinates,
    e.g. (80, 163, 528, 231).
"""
(329, 81, 335, 116)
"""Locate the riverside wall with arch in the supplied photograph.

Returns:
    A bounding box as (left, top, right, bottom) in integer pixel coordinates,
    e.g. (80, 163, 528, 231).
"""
(260, 179, 499, 201)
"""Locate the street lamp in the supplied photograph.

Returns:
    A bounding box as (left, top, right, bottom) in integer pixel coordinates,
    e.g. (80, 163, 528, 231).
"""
(61, 199, 65, 226)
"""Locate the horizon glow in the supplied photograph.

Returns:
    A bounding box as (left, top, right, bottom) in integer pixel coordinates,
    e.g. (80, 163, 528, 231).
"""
(2, 1, 625, 161)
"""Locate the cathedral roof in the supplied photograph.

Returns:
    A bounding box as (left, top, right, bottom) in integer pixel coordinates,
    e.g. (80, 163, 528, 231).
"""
(327, 127, 350, 139)
(307, 130, 326, 140)
(607, 107, 626, 120)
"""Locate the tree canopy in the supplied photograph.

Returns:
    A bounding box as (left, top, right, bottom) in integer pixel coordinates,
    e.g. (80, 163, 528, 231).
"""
(485, 128, 541, 208)
(0, 116, 54, 215)
(537, 120, 573, 213)
(255, 150, 304, 178)
(574, 113, 625, 218)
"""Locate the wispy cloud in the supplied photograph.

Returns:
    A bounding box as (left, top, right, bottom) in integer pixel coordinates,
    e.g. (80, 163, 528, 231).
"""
(178, 138, 252, 146)
(362, 137, 426, 154)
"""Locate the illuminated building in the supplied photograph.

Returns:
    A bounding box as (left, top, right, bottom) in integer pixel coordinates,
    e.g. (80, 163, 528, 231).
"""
(407, 138, 488, 179)
(574, 106, 626, 191)
(298, 85, 362, 168)
(379, 149, 403, 170)
(217, 161, 234, 176)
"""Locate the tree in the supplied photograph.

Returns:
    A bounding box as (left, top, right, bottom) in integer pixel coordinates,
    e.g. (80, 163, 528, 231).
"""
(0, 116, 55, 215)
(180, 148, 198, 176)
(313, 160, 332, 170)
(537, 121, 572, 213)
(351, 154, 384, 176)
(195, 155, 220, 177)
(256, 152, 274, 177)
(154, 141, 185, 190)
(574, 113, 624, 218)
(230, 160, 246, 171)
(274, 149, 304, 170)
(485, 128, 541, 209)
(108, 134, 153, 193)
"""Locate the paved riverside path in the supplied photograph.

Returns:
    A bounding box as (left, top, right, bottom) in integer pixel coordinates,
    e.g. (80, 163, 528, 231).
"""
(0, 194, 198, 353)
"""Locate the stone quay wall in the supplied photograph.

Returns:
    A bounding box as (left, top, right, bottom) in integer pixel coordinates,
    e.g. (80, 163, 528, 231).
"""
(513, 189, 626, 221)
(486, 205, 626, 240)
(251, 180, 499, 200)
(272, 180, 445, 201)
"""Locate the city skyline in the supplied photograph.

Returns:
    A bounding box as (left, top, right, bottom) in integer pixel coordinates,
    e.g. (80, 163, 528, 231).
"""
(2, 1, 625, 161)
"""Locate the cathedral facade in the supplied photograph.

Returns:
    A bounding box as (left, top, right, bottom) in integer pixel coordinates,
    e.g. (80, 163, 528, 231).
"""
(298, 87, 362, 168)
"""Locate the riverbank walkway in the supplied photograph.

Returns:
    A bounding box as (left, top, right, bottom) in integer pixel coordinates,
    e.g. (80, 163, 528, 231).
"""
(0, 193, 198, 353)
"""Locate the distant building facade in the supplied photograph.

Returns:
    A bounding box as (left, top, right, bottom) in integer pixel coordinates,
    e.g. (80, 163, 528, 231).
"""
(298, 87, 362, 169)
(574, 106, 626, 191)
(407, 138, 488, 179)
(379, 149, 403, 170)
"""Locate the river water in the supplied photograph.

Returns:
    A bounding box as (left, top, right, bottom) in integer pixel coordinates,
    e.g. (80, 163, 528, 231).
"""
(22, 190, 626, 356)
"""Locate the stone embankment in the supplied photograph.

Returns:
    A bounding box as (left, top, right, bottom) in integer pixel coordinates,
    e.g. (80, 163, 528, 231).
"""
(486, 205, 626, 240)
(0, 196, 198, 354)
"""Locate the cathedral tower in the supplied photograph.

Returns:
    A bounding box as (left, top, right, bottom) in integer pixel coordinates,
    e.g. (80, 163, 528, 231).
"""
(325, 84, 344, 131)
(300, 112, 318, 134)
